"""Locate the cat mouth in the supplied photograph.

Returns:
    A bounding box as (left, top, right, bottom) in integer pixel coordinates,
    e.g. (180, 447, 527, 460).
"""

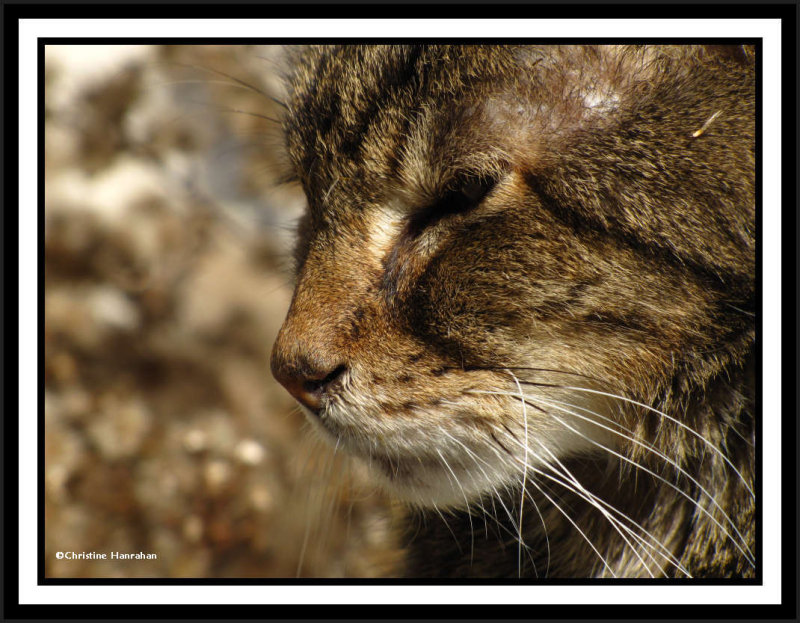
(310, 413, 514, 507)
(302, 405, 453, 487)
(300, 403, 345, 437)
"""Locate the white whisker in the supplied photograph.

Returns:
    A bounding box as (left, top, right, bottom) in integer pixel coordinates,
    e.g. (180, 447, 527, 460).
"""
(430, 501, 464, 555)
(507, 370, 531, 579)
(554, 385, 755, 501)
(530, 394, 754, 564)
(436, 448, 475, 563)
(441, 429, 541, 576)
(511, 443, 690, 577)
(524, 397, 755, 567)
(513, 434, 659, 578)
(468, 387, 754, 566)
(526, 472, 618, 578)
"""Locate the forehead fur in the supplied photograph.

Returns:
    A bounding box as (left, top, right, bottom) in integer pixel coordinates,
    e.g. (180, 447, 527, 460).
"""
(283, 45, 754, 284)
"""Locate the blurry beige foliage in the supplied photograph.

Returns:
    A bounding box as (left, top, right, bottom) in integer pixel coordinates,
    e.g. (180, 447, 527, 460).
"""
(44, 44, 400, 578)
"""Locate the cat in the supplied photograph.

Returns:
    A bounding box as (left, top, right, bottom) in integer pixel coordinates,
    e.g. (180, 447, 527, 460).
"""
(270, 44, 756, 578)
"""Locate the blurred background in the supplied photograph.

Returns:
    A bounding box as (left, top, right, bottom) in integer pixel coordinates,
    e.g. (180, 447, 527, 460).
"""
(43, 44, 400, 578)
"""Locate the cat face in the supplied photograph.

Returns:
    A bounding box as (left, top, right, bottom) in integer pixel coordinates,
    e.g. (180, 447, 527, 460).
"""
(270, 45, 755, 510)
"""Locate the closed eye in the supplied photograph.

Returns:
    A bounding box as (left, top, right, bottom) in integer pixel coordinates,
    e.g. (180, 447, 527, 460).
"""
(406, 175, 497, 238)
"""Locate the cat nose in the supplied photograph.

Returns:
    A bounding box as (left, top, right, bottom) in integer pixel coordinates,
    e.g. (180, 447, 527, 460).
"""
(270, 346, 346, 414)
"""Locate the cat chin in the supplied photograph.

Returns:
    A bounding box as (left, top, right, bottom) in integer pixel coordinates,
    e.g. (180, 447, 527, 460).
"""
(351, 443, 527, 510)
(369, 461, 506, 510)
(301, 395, 618, 509)
(298, 412, 514, 508)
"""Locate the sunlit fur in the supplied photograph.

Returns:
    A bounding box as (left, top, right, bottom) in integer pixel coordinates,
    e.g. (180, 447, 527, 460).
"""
(271, 45, 756, 578)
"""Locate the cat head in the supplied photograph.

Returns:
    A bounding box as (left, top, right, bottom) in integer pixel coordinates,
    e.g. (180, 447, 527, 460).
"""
(270, 45, 755, 508)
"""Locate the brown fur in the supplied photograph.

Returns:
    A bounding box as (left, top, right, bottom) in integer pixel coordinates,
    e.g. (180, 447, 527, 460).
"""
(271, 45, 755, 578)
